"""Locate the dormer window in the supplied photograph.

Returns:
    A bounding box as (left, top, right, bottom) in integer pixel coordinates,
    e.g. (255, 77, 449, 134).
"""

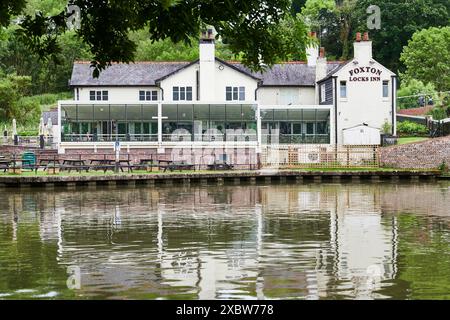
(173, 86, 192, 101)
(226, 86, 245, 101)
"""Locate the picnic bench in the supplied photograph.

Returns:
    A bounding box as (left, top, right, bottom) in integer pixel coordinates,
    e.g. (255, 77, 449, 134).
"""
(89, 159, 134, 172)
(0, 159, 11, 172)
(61, 159, 89, 173)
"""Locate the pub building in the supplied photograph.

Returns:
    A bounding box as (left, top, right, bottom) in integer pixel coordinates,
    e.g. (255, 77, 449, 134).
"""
(57, 31, 396, 161)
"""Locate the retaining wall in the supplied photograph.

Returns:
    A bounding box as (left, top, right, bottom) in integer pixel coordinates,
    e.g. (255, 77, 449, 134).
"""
(381, 136, 450, 169)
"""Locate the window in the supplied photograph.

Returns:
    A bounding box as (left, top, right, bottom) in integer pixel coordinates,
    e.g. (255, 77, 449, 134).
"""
(90, 90, 108, 101)
(320, 84, 326, 103)
(173, 86, 192, 101)
(226, 86, 245, 101)
(139, 90, 158, 101)
(226, 87, 232, 101)
(186, 87, 193, 101)
(340, 81, 347, 98)
(239, 87, 245, 101)
(383, 80, 389, 98)
(306, 122, 315, 135)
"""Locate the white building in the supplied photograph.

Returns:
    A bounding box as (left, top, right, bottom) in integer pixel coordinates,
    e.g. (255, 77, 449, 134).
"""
(57, 31, 396, 159)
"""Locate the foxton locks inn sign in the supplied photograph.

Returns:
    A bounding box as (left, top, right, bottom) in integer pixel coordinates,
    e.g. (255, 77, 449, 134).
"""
(349, 67, 382, 82)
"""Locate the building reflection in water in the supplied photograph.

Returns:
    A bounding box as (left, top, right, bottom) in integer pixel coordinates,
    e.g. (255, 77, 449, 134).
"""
(0, 182, 448, 299)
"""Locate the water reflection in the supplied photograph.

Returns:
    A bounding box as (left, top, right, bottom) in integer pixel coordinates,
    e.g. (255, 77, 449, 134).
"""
(0, 182, 449, 300)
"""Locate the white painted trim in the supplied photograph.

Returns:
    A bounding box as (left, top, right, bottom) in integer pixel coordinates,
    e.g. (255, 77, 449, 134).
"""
(259, 104, 333, 110)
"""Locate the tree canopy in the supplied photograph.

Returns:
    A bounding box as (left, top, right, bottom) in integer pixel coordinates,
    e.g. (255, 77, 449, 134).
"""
(2, 0, 308, 77)
(400, 26, 450, 92)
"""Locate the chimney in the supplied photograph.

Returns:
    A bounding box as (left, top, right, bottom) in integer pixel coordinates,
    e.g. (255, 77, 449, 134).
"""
(199, 28, 216, 101)
(319, 47, 325, 58)
(363, 32, 369, 41)
(353, 32, 372, 62)
(315, 46, 328, 103)
(306, 32, 319, 67)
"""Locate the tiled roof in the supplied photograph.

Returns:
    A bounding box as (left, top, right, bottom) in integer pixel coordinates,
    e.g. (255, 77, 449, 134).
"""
(69, 60, 345, 87)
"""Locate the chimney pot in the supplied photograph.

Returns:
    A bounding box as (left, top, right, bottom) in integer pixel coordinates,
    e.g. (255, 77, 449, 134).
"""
(319, 47, 325, 58)
(356, 32, 362, 42)
(363, 32, 369, 41)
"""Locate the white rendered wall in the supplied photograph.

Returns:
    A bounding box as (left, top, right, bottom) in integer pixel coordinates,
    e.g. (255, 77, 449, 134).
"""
(257, 87, 316, 105)
(160, 64, 198, 102)
(335, 60, 394, 144)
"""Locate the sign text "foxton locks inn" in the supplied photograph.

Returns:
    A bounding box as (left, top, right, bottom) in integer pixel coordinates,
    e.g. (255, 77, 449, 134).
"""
(349, 67, 382, 82)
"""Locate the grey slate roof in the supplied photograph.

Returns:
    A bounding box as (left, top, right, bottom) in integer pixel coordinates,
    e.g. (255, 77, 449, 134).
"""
(69, 60, 344, 87)
(231, 62, 343, 86)
(70, 61, 191, 87)
(42, 110, 59, 125)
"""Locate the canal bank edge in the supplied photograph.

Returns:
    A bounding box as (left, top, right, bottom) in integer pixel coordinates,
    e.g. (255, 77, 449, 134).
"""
(0, 170, 442, 188)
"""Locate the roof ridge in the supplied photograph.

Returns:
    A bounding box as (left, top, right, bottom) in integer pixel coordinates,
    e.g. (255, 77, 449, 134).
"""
(73, 60, 192, 64)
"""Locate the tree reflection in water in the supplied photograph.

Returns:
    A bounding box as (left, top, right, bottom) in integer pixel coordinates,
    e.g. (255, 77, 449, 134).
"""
(0, 181, 449, 299)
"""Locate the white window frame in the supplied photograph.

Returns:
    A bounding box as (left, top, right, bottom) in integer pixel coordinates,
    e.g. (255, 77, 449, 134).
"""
(226, 86, 245, 101)
(173, 86, 193, 101)
(90, 90, 108, 101)
(383, 80, 389, 98)
(139, 90, 158, 101)
(340, 81, 347, 99)
(320, 84, 326, 103)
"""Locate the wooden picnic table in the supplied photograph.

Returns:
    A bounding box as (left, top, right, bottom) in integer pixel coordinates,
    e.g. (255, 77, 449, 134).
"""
(89, 159, 133, 172)
(0, 159, 11, 172)
(62, 159, 88, 173)
(38, 158, 61, 172)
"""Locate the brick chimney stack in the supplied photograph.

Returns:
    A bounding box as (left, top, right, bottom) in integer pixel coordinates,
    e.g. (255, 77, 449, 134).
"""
(306, 32, 319, 67)
(354, 32, 373, 62)
(319, 47, 325, 58)
(363, 32, 369, 41)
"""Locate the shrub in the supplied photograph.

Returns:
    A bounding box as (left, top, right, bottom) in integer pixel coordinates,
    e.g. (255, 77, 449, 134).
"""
(397, 121, 429, 136)
(427, 107, 448, 120)
(397, 79, 438, 110)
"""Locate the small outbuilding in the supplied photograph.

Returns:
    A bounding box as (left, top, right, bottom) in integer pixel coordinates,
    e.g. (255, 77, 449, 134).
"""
(343, 124, 381, 146)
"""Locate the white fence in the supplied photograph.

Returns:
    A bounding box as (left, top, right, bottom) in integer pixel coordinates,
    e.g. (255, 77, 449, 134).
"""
(261, 145, 380, 168)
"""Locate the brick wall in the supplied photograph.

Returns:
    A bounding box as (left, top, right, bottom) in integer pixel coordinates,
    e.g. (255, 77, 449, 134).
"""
(381, 136, 450, 169)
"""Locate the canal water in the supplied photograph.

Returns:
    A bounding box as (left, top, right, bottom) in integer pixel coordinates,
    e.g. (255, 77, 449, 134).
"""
(0, 181, 449, 300)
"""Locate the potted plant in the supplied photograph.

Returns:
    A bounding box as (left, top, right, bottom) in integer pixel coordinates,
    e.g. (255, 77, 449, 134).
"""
(380, 120, 397, 146)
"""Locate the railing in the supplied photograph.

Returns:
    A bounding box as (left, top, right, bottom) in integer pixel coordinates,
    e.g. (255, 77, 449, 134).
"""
(162, 133, 258, 142)
(61, 134, 158, 142)
(1, 135, 53, 148)
(262, 134, 330, 145)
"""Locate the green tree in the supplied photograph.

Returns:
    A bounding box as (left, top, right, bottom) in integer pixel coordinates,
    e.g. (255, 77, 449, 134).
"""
(397, 79, 438, 110)
(0, 26, 91, 94)
(400, 27, 450, 92)
(5, 0, 305, 76)
(0, 73, 40, 122)
(357, 0, 450, 72)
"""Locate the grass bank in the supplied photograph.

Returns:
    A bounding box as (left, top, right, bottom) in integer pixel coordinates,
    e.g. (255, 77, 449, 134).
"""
(397, 137, 430, 145)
